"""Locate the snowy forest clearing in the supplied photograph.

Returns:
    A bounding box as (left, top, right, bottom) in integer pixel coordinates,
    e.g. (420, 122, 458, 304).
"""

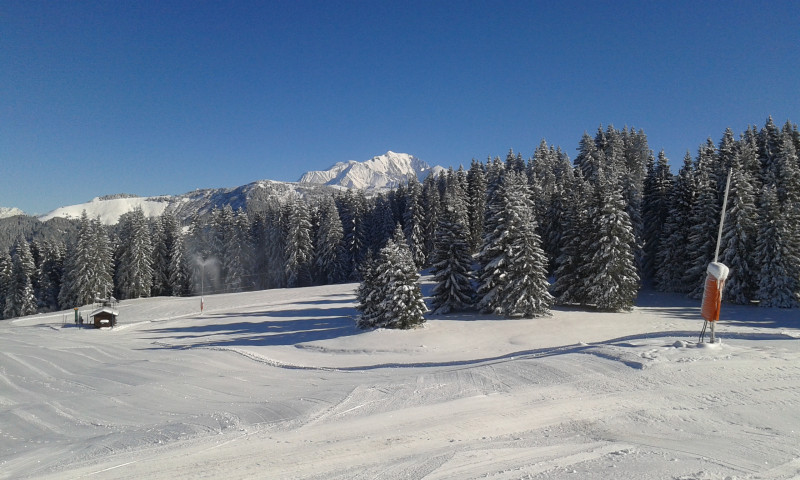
(1, 280, 799, 479)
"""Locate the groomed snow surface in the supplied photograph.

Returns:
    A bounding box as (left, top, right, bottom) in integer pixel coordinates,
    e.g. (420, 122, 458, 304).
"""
(1, 278, 799, 480)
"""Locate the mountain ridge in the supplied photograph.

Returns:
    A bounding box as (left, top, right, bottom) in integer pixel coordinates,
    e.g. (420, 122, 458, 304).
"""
(25, 152, 442, 225)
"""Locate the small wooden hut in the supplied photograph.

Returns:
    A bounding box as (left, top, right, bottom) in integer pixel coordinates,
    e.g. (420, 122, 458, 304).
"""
(90, 298, 119, 328)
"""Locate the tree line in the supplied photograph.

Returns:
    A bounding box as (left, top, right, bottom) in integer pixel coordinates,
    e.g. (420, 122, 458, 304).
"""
(1, 117, 798, 322)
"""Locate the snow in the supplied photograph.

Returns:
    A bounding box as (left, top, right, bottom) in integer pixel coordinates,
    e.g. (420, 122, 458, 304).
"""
(38, 197, 170, 225)
(0, 207, 25, 219)
(298, 151, 446, 190)
(1, 280, 799, 479)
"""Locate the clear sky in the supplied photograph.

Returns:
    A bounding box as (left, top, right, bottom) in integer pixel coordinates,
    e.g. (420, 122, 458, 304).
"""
(2, 0, 798, 214)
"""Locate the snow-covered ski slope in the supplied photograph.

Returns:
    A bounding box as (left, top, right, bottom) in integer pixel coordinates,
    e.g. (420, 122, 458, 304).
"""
(1, 279, 799, 480)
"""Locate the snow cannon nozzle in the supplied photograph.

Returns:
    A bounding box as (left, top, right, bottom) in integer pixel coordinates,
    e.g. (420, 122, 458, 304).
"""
(706, 262, 729, 282)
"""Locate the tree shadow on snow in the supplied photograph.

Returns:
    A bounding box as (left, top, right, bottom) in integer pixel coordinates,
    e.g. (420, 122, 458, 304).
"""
(144, 305, 362, 349)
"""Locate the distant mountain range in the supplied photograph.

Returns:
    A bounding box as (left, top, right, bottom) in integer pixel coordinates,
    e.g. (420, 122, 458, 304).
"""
(2, 152, 443, 226)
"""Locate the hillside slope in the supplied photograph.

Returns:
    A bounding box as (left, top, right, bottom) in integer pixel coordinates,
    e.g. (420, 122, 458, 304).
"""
(1, 282, 798, 480)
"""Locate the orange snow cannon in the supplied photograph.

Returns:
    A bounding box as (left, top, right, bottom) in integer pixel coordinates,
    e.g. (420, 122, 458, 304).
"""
(700, 262, 729, 322)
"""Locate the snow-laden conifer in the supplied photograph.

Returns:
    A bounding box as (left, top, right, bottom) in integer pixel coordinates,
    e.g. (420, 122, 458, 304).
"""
(430, 182, 474, 314)
(314, 196, 347, 285)
(477, 170, 552, 317)
(284, 197, 314, 288)
(552, 170, 593, 305)
(583, 182, 640, 311)
(466, 159, 487, 253)
(3, 237, 37, 318)
(755, 185, 800, 307)
(683, 141, 720, 299)
(499, 172, 553, 317)
(655, 152, 695, 292)
(0, 248, 11, 318)
(719, 145, 759, 304)
(642, 150, 673, 284)
(357, 227, 426, 329)
(116, 207, 154, 299)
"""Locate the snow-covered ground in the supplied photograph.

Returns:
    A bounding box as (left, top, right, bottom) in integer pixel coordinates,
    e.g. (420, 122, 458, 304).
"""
(1, 279, 799, 480)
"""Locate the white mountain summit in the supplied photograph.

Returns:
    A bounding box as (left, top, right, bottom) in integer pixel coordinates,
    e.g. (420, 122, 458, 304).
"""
(31, 152, 444, 225)
(298, 151, 444, 190)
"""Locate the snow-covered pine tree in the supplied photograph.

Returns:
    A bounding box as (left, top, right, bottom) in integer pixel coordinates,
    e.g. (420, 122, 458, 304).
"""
(151, 213, 181, 296)
(498, 171, 553, 317)
(168, 232, 190, 296)
(284, 197, 313, 288)
(60, 213, 114, 306)
(430, 181, 474, 314)
(149, 215, 169, 296)
(654, 152, 695, 292)
(642, 150, 673, 284)
(338, 190, 367, 280)
(683, 140, 721, 299)
(476, 169, 553, 317)
(115, 207, 154, 299)
(248, 212, 270, 290)
(357, 227, 426, 329)
(475, 159, 508, 314)
(719, 143, 759, 304)
(224, 208, 251, 292)
(367, 194, 396, 255)
(0, 248, 11, 318)
(755, 185, 800, 308)
(35, 240, 64, 311)
(355, 251, 381, 328)
(314, 196, 347, 285)
(551, 169, 593, 305)
(420, 174, 443, 267)
(263, 200, 287, 289)
(3, 237, 37, 319)
(575, 131, 604, 183)
(376, 226, 427, 328)
(583, 179, 640, 311)
(466, 159, 487, 253)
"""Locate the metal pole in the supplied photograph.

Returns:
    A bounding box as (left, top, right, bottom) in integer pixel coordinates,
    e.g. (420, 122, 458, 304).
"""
(201, 263, 204, 314)
(714, 168, 733, 264)
(710, 168, 732, 343)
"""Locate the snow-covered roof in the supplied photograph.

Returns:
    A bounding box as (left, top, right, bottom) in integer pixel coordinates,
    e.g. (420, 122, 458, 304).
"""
(90, 306, 119, 317)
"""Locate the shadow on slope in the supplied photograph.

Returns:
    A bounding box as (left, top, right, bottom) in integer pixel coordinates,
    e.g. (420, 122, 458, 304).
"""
(145, 304, 362, 349)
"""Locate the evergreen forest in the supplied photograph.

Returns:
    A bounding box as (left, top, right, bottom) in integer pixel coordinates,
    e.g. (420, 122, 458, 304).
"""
(2, 118, 799, 323)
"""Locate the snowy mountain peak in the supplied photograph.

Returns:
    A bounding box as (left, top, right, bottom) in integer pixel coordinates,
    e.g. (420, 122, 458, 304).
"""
(0, 207, 25, 219)
(298, 151, 445, 190)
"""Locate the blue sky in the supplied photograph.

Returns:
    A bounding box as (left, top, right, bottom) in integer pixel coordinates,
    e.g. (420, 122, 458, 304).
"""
(2, 0, 798, 214)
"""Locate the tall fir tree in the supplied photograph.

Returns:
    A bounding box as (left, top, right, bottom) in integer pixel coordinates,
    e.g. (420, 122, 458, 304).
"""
(465, 159, 487, 253)
(284, 197, 314, 288)
(357, 226, 426, 329)
(430, 182, 475, 314)
(583, 181, 640, 311)
(60, 213, 114, 306)
(314, 196, 347, 285)
(719, 146, 758, 304)
(683, 141, 721, 299)
(168, 233, 191, 296)
(0, 248, 11, 318)
(3, 237, 37, 319)
(115, 207, 154, 299)
(498, 171, 553, 317)
(655, 152, 695, 292)
(477, 170, 552, 316)
(642, 150, 673, 284)
(755, 185, 800, 307)
(552, 169, 593, 305)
